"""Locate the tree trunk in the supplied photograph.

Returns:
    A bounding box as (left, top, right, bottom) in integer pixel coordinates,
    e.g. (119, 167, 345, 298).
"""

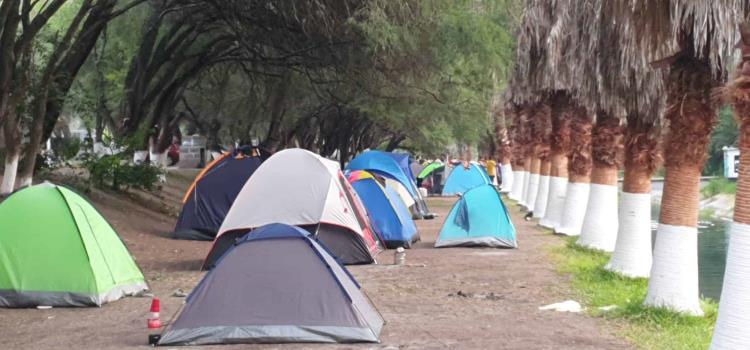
(533, 159, 551, 218)
(1, 109, 21, 195)
(578, 111, 622, 251)
(541, 93, 572, 229)
(18, 99, 46, 188)
(497, 104, 513, 193)
(606, 126, 659, 277)
(645, 55, 718, 316)
(541, 152, 569, 228)
(710, 26, 750, 348)
(520, 155, 534, 207)
(556, 106, 592, 236)
(260, 74, 291, 153)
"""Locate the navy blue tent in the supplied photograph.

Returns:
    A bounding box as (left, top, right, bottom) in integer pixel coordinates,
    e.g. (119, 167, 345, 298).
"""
(172, 152, 263, 240)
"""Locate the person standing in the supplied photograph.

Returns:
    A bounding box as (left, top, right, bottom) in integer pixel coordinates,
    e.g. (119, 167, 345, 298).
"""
(486, 158, 497, 185)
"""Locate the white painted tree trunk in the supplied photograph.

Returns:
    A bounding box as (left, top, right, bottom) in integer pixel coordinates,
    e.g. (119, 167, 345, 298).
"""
(540, 177, 568, 229)
(606, 192, 652, 277)
(509, 171, 525, 200)
(519, 171, 530, 207)
(133, 150, 149, 164)
(500, 163, 513, 193)
(524, 173, 540, 211)
(150, 150, 168, 183)
(710, 223, 750, 349)
(556, 182, 590, 236)
(577, 184, 619, 251)
(150, 151, 167, 168)
(17, 175, 32, 188)
(644, 224, 703, 316)
(0, 152, 20, 196)
(533, 175, 550, 218)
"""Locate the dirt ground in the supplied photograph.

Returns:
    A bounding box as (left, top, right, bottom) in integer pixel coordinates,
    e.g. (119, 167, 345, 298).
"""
(0, 171, 632, 349)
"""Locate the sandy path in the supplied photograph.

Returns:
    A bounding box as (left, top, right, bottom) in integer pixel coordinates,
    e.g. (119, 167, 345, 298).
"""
(0, 176, 631, 349)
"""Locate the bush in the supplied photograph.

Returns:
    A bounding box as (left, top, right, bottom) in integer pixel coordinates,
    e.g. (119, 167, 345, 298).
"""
(701, 177, 737, 198)
(83, 153, 163, 191)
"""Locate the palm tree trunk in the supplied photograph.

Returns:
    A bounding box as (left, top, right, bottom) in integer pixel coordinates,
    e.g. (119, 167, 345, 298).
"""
(711, 27, 750, 348)
(541, 94, 572, 229)
(497, 105, 514, 193)
(533, 159, 552, 218)
(510, 161, 526, 201)
(578, 112, 622, 251)
(524, 155, 541, 210)
(607, 126, 659, 277)
(556, 107, 592, 236)
(645, 55, 718, 316)
(541, 151, 569, 228)
(519, 154, 533, 206)
(509, 103, 528, 202)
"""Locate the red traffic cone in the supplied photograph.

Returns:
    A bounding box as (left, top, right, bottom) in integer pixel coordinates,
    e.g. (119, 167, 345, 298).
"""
(147, 297, 161, 329)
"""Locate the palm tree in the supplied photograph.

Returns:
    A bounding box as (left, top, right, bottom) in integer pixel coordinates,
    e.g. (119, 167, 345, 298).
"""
(623, 1, 745, 315)
(540, 91, 572, 229)
(606, 50, 665, 277)
(522, 103, 549, 211)
(555, 106, 593, 236)
(508, 102, 528, 201)
(533, 103, 553, 219)
(577, 110, 623, 251)
(711, 21, 750, 349)
(495, 99, 514, 193)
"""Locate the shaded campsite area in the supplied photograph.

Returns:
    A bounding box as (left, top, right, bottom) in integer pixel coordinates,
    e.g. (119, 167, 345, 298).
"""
(0, 171, 629, 349)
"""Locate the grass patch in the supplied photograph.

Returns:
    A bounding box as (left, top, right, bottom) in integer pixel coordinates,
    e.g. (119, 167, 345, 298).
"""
(701, 177, 737, 198)
(549, 237, 717, 350)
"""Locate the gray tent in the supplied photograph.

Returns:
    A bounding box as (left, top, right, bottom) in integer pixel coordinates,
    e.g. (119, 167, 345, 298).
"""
(159, 223, 384, 346)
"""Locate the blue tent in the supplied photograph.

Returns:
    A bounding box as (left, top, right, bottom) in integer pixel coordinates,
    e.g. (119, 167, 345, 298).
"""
(386, 152, 417, 181)
(349, 171, 418, 248)
(441, 163, 492, 196)
(435, 184, 517, 248)
(348, 151, 433, 218)
(348, 151, 417, 197)
(173, 152, 263, 240)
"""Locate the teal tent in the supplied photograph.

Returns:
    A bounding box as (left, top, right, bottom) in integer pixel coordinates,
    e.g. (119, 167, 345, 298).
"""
(436, 184, 517, 248)
(441, 163, 491, 196)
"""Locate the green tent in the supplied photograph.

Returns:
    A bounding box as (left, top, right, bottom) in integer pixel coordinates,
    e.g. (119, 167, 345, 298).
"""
(0, 183, 148, 307)
(418, 162, 445, 179)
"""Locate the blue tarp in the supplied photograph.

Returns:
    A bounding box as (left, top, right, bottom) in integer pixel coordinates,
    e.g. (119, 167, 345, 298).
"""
(173, 153, 262, 240)
(351, 176, 417, 248)
(436, 184, 517, 248)
(441, 163, 492, 196)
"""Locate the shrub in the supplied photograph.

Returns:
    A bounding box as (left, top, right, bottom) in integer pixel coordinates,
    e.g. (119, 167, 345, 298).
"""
(82, 153, 163, 191)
